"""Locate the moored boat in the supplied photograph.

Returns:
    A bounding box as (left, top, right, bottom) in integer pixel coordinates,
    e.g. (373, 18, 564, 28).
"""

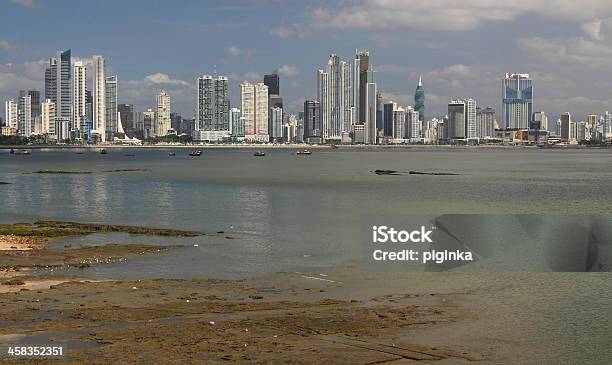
(296, 149, 312, 155)
(189, 150, 202, 156)
(254, 151, 266, 157)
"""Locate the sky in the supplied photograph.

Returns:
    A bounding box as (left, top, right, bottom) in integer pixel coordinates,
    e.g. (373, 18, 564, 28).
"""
(2, 0, 612, 122)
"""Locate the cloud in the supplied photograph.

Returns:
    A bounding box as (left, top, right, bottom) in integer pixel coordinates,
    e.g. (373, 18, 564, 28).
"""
(0, 40, 16, 52)
(270, 25, 309, 39)
(517, 36, 612, 70)
(276, 65, 298, 77)
(11, 0, 40, 9)
(133, 73, 190, 87)
(243, 71, 261, 81)
(227, 46, 242, 57)
(310, 1, 612, 32)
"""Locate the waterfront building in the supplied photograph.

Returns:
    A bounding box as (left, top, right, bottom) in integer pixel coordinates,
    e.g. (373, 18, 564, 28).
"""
(230, 108, 244, 137)
(195, 75, 230, 141)
(45, 50, 72, 123)
(105, 75, 118, 140)
(142, 109, 155, 139)
(317, 54, 351, 142)
(18, 94, 32, 136)
(365, 73, 377, 144)
(303, 100, 321, 143)
(406, 106, 421, 140)
(476, 107, 496, 139)
(502, 73, 533, 129)
(383, 101, 396, 138)
(270, 107, 283, 142)
(118, 104, 135, 137)
(4, 99, 18, 130)
(92, 55, 106, 142)
(73, 61, 87, 134)
(415, 76, 425, 122)
(254, 82, 269, 141)
(41, 99, 56, 136)
(240, 81, 255, 138)
(155, 91, 171, 136)
(392, 105, 406, 141)
(448, 99, 471, 140)
(560, 112, 572, 141)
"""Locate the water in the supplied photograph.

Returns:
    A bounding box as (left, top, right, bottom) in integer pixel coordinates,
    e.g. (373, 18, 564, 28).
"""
(2, 147, 612, 278)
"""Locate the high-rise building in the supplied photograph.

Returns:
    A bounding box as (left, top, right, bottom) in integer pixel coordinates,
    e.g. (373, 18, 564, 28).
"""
(447, 99, 476, 139)
(531, 111, 547, 132)
(105, 75, 118, 141)
(254, 82, 269, 141)
(502, 73, 532, 129)
(383, 101, 396, 137)
(18, 94, 32, 136)
(118, 104, 135, 136)
(73, 61, 87, 133)
(303, 100, 321, 143)
(264, 73, 279, 96)
(240, 81, 255, 138)
(604, 111, 611, 138)
(230, 108, 243, 137)
(356, 50, 370, 125)
(92, 55, 106, 142)
(415, 76, 425, 122)
(195, 75, 230, 141)
(270, 107, 283, 141)
(406, 106, 421, 140)
(365, 74, 377, 144)
(19, 90, 40, 121)
(41, 99, 56, 136)
(392, 105, 406, 140)
(476, 107, 496, 138)
(560, 112, 572, 141)
(45, 50, 72, 122)
(4, 100, 18, 130)
(317, 54, 351, 142)
(142, 109, 155, 138)
(155, 91, 171, 136)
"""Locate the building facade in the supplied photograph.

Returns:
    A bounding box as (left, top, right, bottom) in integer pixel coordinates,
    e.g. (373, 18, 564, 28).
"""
(155, 91, 171, 136)
(195, 75, 230, 141)
(502, 73, 533, 129)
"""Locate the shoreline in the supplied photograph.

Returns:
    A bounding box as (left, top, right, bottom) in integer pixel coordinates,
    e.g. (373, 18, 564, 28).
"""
(1, 143, 608, 150)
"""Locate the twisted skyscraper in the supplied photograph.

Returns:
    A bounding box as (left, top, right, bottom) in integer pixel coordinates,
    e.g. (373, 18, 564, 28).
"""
(415, 76, 424, 122)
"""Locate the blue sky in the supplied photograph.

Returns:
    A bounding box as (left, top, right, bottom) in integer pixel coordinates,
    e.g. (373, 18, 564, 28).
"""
(2, 0, 612, 122)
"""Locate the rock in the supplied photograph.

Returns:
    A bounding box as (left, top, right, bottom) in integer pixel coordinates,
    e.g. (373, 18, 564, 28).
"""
(374, 170, 401, 175)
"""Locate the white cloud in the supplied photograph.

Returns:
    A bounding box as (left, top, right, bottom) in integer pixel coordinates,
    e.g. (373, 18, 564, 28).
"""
(227, 46, 241, 57)
(11, 0, 39, 9)
(0, 40, 15, 52)
(276, 65, 298, 77)
(310, 1, 612, 32)
(132, 73, 190, 87)
(243, 71, 261, 81)
(517, 36, 612, 70)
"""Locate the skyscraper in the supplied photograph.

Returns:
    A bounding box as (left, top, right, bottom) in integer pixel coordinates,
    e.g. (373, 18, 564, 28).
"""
(502, 73, 533, 129)
(155, 91, 171, 136)
(383, 101, 396, 137)
(356, 51, 369, 125)
(230, 108, 243, 137)
(264, 73, 279, 96)
(41, 99, 56, 136)
(4, 100, 18, 130)
(118, 104, 135, 136)
(45, 50, 72, 122)
(476, 107, 496, 138)
(531, 111, 547, 132)
(240, 81, 255, 138)
(254, 83, 269, 141)
(415, 76, 425, 122)
(447, 99, 476, 140)
(303, 100, 321, 143)
(105, 75, 118, 141)
(365, 72, 377, 144)
(92, 55, 106, 142)
(560, 112, 571, 141)
(73, 61, 87, 134)
(317, 54, 351, 142)
(195, 75, 230, 141)
(406, 106, 421, 140)
(270, 107, 283, 141)
(18, 94, 32, 136)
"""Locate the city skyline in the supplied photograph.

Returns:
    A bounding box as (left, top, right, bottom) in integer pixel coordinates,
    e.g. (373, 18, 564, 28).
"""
(2, 1, 612, 121)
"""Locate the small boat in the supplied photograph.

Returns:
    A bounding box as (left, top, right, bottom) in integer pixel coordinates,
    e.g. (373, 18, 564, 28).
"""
(100, 149, 107, 155)
(168, 152, 176, 156)
(296, 149, 312, 155)
(189, 150, 202, 156)
(14, 149, 30, 155)
(253, 151, 266, 157)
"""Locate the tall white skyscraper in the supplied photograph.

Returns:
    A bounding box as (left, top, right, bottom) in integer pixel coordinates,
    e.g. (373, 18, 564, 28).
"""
(240, 81, 255, 138)
(18, 94, 32, 136)
(406, 106, 421, 140)
(4, 99, 18, 130)
(155, 91, 171, 136)
(365, 78, 377, 144)
(195, 75, 230, 141)
(465, 98, 476, 138)
(254, 82, 269, 141)
(73, 61, 87, 133)
(270, 107, 283, 141)
(92, 55, 106, 142)
(317, 54, 351, 142)
(41, 99, 56, 136)
(604, 111, 611, 138)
